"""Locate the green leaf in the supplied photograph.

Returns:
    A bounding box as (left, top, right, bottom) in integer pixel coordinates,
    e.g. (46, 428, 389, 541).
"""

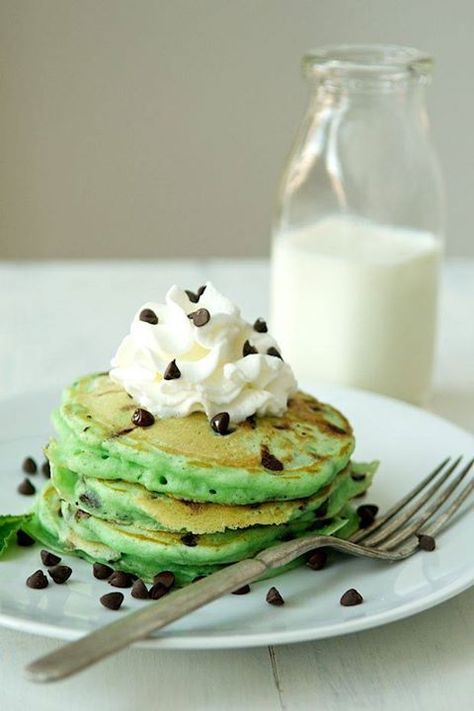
(0, 514, 33, 556)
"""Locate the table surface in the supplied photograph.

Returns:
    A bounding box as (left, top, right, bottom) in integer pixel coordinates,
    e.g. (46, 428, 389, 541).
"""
(0, 258, 473, 711)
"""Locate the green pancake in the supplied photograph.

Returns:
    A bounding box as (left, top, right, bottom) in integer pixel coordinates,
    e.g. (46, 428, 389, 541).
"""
(50, 460, 376, 534)
(49, 372, 355, 505)
(26, 482, 361, 585)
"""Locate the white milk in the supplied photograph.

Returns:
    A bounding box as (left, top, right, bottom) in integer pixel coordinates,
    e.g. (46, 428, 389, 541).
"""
(270, 216, 441, 404)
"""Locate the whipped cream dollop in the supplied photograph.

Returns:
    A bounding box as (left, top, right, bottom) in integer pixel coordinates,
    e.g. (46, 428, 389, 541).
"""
(110, 283, 297, 423)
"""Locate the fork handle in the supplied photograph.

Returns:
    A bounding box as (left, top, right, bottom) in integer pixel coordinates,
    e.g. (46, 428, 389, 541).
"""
(25, 558, 267, 683)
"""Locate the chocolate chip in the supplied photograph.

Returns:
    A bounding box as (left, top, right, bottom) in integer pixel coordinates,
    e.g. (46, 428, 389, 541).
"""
(253, 318, 268, 333)
(16, 529, 35, 547)
(131, 579, 149, 599)
(261, 446, 284, 472)
(232, 584, 251, 595)
(185, 289, 199, 303)
(79, 491, 101, 509)
(357, 504, 379, 528)
(243, 340, 258, 357)
(417, 533, 436, 551)
(26, 570, 48, 589)
(181, 532, 198, 547)
(351, 471, 366, 482)
(93, 562, 114, 580)
(149, 582, 169, 600)
(132, 408, 155, 427)
(306, 549, 328, 570)
(246, 415, 257, 429)
(267, 347, 282, 360)
(266, 587, 284, 606)
(48, 564, 72, 584)
(153, 571, 175, 589)
(196, 285, 207, 298)
(210, 411, 230, 435)
(163, 359, 181, 380)
(190, 308, 210, 327)
(17, 478, 36, 496)
(314, 501, 328, 518)
(340, 588, 363, 606)
(139, 308, 159, 325)
(22, 457, 37, 474)
(100, 592, 124, 610)
(40, 550, 61, 567)
(108, 571, 134, 588)
(41, 460, 51, 478)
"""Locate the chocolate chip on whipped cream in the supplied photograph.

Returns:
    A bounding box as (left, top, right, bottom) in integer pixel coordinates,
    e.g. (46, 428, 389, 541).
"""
(267, 347, 282, 360)
(110, 282, 297, 424)
(163, 359, 181, 380)
(242, 340, 258, 357)
(253, 318, 268, 333)
(139, 308, 159, 325)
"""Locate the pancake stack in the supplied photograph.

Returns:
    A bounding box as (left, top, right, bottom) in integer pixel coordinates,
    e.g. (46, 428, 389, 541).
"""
(28, 373, 376, 586)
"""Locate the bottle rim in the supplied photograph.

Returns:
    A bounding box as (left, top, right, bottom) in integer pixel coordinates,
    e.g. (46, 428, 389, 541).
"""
(303, 44, 432, 84)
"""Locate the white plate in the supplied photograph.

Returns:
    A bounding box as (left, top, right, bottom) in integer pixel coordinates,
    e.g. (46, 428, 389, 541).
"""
(0, 384, 473, 649)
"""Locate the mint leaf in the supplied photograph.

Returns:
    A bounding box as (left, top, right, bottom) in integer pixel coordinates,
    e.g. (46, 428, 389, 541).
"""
(0, 514, 32, 556)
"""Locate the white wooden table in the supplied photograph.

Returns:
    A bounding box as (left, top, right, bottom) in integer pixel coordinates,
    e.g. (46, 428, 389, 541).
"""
(0, 258, 473, 711)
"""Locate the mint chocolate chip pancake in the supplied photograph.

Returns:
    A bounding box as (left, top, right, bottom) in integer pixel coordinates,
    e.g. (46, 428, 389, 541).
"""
(27, 282, 378, 587)
(48, 372, 355, 506)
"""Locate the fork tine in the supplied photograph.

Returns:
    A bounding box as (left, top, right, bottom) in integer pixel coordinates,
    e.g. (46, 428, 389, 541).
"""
(351, 456, 453, 543)
(420, 477, 474, 537)
(378, 457, 473, 550)
(359, 456, 465, 547)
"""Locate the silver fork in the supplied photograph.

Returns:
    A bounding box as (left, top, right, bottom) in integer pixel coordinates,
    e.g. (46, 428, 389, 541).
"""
(26, 455, 473, 683)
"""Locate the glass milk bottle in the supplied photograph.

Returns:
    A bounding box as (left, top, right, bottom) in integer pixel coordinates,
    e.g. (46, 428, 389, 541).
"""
(271, 45, 444, 405)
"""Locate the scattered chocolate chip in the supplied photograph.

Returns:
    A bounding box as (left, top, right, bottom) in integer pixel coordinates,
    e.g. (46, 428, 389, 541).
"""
(108, 571, 134, 588)
(93, 562, 114, 580)
(131, 408, 155, 427)
(40, 550, 61, 567)
(41, 460, 51, 478)
(306, 549, 328, 570)
(79, 491, 101, 509)
(340, 588, 363, 606)
(131, 579, 149, 599)
(357, 504, 379, 528)
(153, 571, 175, 589)
(48, 564, 72, 584)
(267, 347, 282, 360)
(190, 308, 210, 327)
(253, 318, 268, 333)
(266, 587, 284, 606)
(75, 509, 90, 521)
(261, 446, 284, 472)
(232, 584, 251, 595)
(417, 533, 436, 551)
(16, 529, 35, 547)
(210, 411, 230, 435)
(22, 457, 37, 474)
(149, 582, 169, 600)
(17, 478, 36, 496)
(351, 471, 366, 482)
(185, 289, 199, 303)
(163, 359, 181, 380)
(242, 340, 258, 357)
(246, 415, 257, 429)
(139, 308, 159, 325)
(314, 501, 328, 518)
(26, 570, 48, 589)
(181, 532, 198, 547)
(100, 592, 124, 610)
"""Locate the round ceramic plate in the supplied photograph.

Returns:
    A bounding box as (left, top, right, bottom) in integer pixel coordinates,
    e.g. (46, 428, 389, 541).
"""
(0, 384, 473, 649)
